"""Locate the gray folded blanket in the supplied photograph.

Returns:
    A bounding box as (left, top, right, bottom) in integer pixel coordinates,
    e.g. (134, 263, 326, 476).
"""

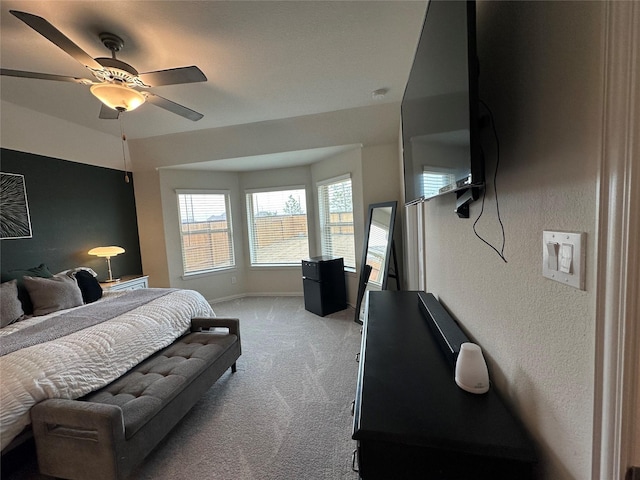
(0, 288, 176, 356)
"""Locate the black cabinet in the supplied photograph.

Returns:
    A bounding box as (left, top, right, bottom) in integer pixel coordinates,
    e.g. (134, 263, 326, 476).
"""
(302, 256, 347, 316)
(353, 291, 537, 479)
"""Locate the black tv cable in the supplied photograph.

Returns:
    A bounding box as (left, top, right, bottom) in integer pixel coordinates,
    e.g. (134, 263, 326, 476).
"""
(474, 100, 507, 263)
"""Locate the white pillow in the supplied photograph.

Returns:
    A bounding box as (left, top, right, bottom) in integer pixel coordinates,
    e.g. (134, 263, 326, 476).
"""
(55, 267, 98, 278)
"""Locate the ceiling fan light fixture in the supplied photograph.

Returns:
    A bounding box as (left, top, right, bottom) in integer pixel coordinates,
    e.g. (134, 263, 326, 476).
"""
(90, 83, 145, 112)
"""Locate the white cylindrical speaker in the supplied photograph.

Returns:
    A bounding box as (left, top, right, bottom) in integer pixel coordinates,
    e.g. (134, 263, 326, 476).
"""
(455, 342, 490, 394)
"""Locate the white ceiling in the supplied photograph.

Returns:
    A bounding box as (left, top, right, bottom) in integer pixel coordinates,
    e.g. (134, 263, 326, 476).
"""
(0, 1, 426, 168)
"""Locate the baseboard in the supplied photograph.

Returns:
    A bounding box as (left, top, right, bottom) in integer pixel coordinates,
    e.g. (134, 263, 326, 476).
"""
(208, 293, 356, 313)
(207, 293, 246, 305)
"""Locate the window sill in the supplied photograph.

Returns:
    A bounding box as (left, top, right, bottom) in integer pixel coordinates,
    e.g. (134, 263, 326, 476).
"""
(249, 264, 301, 269)
(181, 267, 236, 281)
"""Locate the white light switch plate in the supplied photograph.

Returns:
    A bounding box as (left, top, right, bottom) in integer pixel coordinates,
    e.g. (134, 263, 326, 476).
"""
(542, 231, 586, 290)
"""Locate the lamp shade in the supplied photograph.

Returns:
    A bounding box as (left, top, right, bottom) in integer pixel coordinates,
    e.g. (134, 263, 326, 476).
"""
(90, 83, 145, 111)
(88, 246, 125, 258)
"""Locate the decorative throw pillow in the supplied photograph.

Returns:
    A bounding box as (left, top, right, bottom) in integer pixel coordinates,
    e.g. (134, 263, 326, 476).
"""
(1, 264, 54, 315)
(56, 267, 99, 278)
(1, 280, 25, 327)
(74, 269, 103, 303)
(22, 274, 84, 316)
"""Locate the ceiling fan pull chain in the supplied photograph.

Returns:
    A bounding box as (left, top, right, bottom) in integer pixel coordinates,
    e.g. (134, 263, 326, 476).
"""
(119, 114, 130, 183)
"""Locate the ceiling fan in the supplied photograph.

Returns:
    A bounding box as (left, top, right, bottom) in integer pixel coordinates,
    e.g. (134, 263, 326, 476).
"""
(1, 10, 207, 121)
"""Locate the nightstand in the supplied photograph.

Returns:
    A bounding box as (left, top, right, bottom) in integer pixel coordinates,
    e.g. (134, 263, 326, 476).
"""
(100, 274, 149, 292)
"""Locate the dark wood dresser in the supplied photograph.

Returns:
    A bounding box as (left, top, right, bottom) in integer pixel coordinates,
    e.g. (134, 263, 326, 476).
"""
(352, 290, 537, 479)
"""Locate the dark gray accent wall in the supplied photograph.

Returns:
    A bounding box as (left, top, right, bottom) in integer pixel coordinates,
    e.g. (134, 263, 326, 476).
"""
(0, 148, 142, 280)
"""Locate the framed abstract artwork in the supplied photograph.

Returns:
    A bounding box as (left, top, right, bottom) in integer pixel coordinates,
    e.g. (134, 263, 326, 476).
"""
(1, 172, 33, 239)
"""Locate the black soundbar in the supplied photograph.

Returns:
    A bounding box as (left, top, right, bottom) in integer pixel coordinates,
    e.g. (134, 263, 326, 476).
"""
(418, 292, 470, 369)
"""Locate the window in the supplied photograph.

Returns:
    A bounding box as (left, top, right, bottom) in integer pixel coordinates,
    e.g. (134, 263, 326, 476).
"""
(246, 187, 309, 266)
(177, 191, 234, 275)
(317, 175, 355, 268)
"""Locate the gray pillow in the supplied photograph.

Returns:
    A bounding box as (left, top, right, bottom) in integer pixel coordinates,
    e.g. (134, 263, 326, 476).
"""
(23, 275, 84, 316)
(1, 263, 53, 315)
(1, 280, 25, 327)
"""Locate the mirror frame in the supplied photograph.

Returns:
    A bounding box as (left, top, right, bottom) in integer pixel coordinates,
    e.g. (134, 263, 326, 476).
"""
(354, 201, 398, 324)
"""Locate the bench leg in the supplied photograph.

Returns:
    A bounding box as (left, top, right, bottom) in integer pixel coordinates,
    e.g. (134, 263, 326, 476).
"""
(231, 362, 237, 373)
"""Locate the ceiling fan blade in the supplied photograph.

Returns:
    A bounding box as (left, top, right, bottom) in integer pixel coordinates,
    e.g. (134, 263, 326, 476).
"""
(138, 66, 207, 87)
(144, 93, 204, 121)
(98, 104, 120, 120)
(10, 10, 103, 71)
(1, 68, 90, 84)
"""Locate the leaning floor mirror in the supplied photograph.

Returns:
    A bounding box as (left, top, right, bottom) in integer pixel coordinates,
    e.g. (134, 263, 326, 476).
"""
(354, 201, 399, 324)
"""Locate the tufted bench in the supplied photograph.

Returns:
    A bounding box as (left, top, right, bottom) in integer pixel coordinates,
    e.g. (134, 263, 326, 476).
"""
(30, 317, 241, 480)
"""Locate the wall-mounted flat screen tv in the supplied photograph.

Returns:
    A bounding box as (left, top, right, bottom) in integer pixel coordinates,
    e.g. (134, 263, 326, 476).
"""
(401, 0, 483, 206)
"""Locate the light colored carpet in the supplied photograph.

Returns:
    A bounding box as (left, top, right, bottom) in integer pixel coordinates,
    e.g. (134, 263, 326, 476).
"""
(2, 296, 363, 480)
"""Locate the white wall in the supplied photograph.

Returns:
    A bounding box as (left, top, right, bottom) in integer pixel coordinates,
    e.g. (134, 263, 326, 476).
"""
(149, 145, 392, 305)
(134, 169, 171, 288)
(154, 166, 314, 301)
(362, 143, 404, 288)
(413, 2, 605, 478)
(1, 100, 123, 169)
(129, 103, 403, 304)
(361, 144, 402, 209)
(158, 169, 244, 300)
(239, 166, 314, 298)
(129, 104, 400, 170)
(311, 147, 363, 303)
(129, 104, 398, 293)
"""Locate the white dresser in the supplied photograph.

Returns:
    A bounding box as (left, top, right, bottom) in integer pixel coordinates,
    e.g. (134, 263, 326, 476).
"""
(100, 274, 149, 292)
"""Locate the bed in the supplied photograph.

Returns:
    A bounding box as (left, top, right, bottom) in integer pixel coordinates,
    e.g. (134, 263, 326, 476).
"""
(0, 267, 215, 453)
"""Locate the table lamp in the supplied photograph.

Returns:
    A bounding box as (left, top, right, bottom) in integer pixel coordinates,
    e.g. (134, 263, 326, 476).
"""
(88, 246, 125, 282)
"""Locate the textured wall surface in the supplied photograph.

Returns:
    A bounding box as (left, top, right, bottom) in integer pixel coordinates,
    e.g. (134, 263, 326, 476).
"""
(420, 2, 604, 479)
(0, 149, 142, 280)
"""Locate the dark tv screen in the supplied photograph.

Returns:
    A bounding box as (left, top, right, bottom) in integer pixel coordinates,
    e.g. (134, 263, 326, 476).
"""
(401, 0, 483, 205)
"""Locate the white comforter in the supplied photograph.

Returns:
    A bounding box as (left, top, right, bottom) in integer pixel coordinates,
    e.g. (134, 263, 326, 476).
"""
(0, 289, 215, 450)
